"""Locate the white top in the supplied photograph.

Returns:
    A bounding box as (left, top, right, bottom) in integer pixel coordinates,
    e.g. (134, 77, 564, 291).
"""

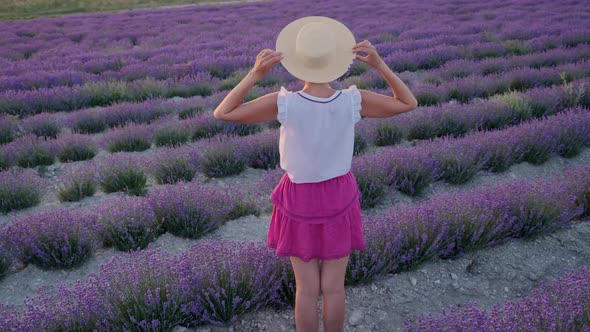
(276, 85, 362, 183)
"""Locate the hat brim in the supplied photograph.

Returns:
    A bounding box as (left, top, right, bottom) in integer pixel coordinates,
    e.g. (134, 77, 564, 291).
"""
(276, 16, 356, 83)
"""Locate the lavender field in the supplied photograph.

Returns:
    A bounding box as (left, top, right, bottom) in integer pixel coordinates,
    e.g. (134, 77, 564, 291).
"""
(0, 0, 589, 331)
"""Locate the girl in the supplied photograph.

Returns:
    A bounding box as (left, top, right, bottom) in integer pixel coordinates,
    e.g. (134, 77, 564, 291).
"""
(214, 17, 417, 332)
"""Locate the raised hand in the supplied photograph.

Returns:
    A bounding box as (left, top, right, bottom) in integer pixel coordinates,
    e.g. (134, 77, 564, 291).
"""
(352, 40, 385, 69)
(250, 49, 283, 80)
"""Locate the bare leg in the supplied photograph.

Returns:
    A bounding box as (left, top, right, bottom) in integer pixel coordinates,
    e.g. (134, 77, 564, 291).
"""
(290, 256, 321, 332)
(320, 255, 349, 332)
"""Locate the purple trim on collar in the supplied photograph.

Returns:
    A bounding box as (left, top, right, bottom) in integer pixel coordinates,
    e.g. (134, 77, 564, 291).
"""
(297, 91, 343, 103)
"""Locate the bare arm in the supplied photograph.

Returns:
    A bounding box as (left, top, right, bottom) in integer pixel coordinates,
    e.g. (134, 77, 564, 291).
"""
(213, 70, 260, 120)
(213, 49, 283, 122)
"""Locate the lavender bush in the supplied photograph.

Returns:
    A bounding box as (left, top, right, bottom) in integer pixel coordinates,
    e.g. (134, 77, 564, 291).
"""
(492, 90, 534, 123)
(224, 182, 263, 221)
(427, 137, 489, 184)
(383, 147, 442, 196)
(0, 114, 19, 144)
(95, 196, 163, 252)
(351, 154, 389, 208)
(92, 248, 193, 331)
(562, 76, 590, 109)
(3, 134, 57, 168)
(184, 113, 226, 141)
(254, 166, 286, 214)
(56, 162, 98, 202)
(353, 132, 369, 156)
(405, 102, 477, 140)
(2, 207, 100, 269)
(0, 168, 48, 213)
(218, 69, 250, 91)
(166, 75, 213, 99)
(147, 145, 198, 185)
(346, 215, 406, 285)
(0, 149, 9, 171)
(22, 112, 63, 139)
(503, 180, 578, 239)
(562, 165, 590, 218)
(96, 153, 148, 196)
(220, 121, 263, 137)
(551, 107, 590, 158)
(69, 107, 109, 134)
(97, 97, 175, 128)
(178, 104, 204, 120)
(240, 129, 280, 170)
(54, 132, 98, 162)
(518, 119, 561, 164)
(177, 241, 283, 326)
(373, 121, 404, 147)
(153, 119, 191, 147)
(197, 134, 250, 178)
(523, 84, 565, 118)
(412, 82, 447, 106)
(102, 123, 153, 153)
(146, 181, 235, 239)
(480, 132, 527, 172)
(0, 234, 12, 280)
(3, 279, 106, 331)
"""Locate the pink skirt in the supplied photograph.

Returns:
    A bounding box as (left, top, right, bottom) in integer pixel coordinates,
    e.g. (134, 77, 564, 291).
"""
(267, 170, 366, 262)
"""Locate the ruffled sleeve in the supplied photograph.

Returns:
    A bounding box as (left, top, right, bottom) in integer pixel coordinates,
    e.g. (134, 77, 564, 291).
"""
(277, 86, 289, 125)
(348, 85, 362, 123)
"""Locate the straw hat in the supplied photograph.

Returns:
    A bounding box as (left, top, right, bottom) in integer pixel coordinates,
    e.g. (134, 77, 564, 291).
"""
(276, 16, 356, 83)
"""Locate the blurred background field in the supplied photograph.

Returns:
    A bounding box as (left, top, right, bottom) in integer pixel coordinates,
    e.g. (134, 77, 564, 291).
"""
(0, 0, 262, 20)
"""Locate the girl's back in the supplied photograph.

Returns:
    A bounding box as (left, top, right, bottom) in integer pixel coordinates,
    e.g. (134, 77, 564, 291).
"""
(277, 85, 362, 184)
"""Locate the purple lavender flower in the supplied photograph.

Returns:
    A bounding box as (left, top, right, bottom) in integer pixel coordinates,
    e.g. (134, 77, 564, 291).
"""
(176, 241, 283, 326)
(54, 132, 98, 162)
(146, 180, 236, 238)
(3, 207, 100, 269)
(56, 162, 98, 202)
(94, 195, 163, 252)
(22, 112, 64, 139)
(95, 152, 148, 196)
(0, 168, 48, 213)
(404, 266, 590, 331)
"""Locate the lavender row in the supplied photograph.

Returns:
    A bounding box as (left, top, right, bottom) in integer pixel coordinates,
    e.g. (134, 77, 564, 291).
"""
(421, 43, 590, 82)
(1, 101, 588, 216)
(1, 106, 588, 275)
(2, 48, 589, 118)
(403, 266, 589, 331)
(0, 109, 275, 167)
(62, 104, 590, 214)
(0, 160, 588, 330)
(0, 166, 261, 276)
(409, 57, 590, 106)
(1, 72, 588, 175)
(1, 0, 588, 88)
(1, 44, 588, 145)
(352, 107, 590, 207)
(0, 127, 285, 214)
(0, 23, 587, 97)
(356, 76, 590, 145)
(0, 72, 218, 117)
(0, 85, 250, 144)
